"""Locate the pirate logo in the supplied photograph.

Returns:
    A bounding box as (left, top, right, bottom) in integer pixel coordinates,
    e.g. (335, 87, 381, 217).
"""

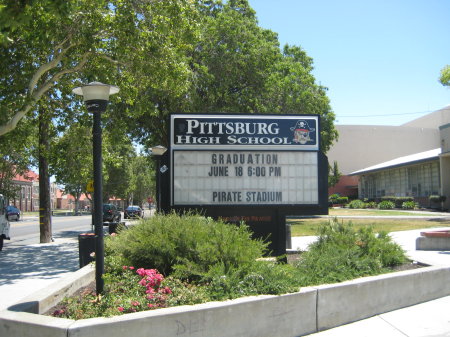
(290, 120, 315, 144)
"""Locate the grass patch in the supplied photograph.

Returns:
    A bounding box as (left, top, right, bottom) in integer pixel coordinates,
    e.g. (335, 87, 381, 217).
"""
(289, 217, 450, 236)
(328, 208, 443, 217)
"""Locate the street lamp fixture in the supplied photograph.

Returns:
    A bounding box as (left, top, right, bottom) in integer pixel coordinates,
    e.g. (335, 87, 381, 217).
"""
(72, 82, 119, 294)
(151, 145, 167, 156)
(151, 145, 167, 213)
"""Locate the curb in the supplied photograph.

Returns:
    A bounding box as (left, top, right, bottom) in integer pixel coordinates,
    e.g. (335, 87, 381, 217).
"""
(1, 264, 449, 337)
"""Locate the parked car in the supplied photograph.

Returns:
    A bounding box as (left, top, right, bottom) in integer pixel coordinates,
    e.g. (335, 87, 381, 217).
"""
(1, 195, 11, 251)
(124, 205, 143, 219)
(6, 205, 20, 221)
(103, 204, 121, 223)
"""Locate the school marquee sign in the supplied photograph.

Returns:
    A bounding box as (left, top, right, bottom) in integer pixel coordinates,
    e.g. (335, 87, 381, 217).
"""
(170, 114, 325, 208)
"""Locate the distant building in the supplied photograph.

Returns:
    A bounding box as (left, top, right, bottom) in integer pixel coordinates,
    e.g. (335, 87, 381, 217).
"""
(10, 171, 58, 211)
(11, 171, 39, 212)
(327, 105, 450, 209)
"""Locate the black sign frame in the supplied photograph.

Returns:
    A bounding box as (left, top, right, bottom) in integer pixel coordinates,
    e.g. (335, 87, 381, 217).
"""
(161, 113, 329, 255)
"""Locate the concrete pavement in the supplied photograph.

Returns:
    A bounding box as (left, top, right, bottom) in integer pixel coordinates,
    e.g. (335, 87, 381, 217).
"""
(1, 216, 450, 336)
(0, 229, 81, 311)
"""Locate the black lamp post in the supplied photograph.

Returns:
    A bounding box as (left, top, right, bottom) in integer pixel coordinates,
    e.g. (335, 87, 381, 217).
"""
(73, 82, 119, 294)
(151, 145, 167, 213)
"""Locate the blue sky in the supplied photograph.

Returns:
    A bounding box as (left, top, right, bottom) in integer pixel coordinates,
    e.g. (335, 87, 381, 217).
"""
(248, 0, 450, 125)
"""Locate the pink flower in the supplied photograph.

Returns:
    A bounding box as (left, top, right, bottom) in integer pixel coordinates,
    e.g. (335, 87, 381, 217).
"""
(131, 301, 140, 307)
(147, 303, 154, 308)
(145, 287, 156, 294)
(118, 307, 124, 312)
(129, 266, 135, 270)
(122, 266, 128, 270)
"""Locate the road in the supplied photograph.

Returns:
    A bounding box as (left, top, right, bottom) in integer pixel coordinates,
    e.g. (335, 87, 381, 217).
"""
(6, 209, 153, 249)
(7, 215, 94, 248)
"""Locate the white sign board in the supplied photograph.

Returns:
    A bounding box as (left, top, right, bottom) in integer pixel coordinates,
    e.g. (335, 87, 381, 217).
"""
(173, 150, 318, 205)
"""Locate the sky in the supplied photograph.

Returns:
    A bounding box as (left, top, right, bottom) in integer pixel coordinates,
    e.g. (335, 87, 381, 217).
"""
(247, 0, 450, 126)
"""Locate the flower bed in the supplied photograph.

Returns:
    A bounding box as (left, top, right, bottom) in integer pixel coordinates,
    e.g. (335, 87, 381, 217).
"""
(2, 263, 450, 337)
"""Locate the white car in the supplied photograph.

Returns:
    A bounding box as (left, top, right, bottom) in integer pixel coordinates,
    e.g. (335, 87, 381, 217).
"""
(0, 195, 11, 251)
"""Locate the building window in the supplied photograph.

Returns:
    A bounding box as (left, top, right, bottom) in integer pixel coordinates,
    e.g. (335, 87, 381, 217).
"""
(359, 161, 440, 199)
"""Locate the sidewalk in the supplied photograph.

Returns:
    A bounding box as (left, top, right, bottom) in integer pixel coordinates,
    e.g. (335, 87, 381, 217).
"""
(0, 230, 81, 311)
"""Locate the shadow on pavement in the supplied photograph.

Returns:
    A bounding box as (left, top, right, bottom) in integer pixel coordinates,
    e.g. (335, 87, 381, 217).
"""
(0, 230, 83, 287)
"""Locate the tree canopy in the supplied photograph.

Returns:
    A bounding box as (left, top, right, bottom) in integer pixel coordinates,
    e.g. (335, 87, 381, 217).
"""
(1, 0, 338, 205)
(0, 0, 199, 136)
(126, 0, 337, 151)
(440, 65, 450, 87)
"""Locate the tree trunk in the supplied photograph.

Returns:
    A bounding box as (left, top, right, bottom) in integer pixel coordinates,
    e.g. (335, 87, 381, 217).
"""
(39, 107, 52, 243)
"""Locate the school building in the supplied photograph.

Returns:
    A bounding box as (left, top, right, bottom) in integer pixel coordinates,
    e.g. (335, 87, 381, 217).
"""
(327, 105, 450, 210)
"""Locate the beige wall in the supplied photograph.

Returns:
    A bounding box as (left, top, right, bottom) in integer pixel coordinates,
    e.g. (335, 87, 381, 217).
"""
(440, 155, 450, 210)
(327, 125, 440, 174)
(440, 123, 450, 155)
(402, 105, 450, 128)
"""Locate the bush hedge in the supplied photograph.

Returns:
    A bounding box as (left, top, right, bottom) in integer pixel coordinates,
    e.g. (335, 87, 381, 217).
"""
(378, 200, 395, 209)
(106, 212, 268, 281)
(296, 219, 407, 285)
(429, 195, 447, 203)
(380, 196, 414, 208)
(348, 199, 365, 209)
(401, 201, 416, 210)
(55, 215, 408, 319)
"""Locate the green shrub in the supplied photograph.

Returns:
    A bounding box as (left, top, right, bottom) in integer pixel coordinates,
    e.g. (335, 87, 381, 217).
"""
(348, 199, 365, 209)
(203, 261, 302, 300)
(395, 197, 414, 208)
(378, 200, 395, 209)
(401, 201, 416, 210)
(105, 212, 268, 281)
(365, 201, 378, 209)
(295, 219, 407, 285)
(335, 196, 349, 205)
(328, 194, 340, 202)
(381, 196, 413, 208)
(328, 194, 348, 205)
(429, 195, 446, 203)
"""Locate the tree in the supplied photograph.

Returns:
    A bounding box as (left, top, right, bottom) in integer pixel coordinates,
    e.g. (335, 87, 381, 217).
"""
(38, 102, 54, 242)
(0, 126, 34, 201)
(51, 121, 138, 207)
(127, 155, 155, 207)
(127, 0, 337, 151)
(102, 131, 135, 203)
(1, 0, 200, 243)
(0, 0, 69, 45)
(439, 65, 450, 87)
(328, 161, 342, 188)
(0, 0, 200, 136)
(51, 124, 93, 214)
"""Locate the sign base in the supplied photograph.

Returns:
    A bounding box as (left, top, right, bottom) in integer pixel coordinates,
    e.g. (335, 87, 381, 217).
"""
(203, 207, 287, 256)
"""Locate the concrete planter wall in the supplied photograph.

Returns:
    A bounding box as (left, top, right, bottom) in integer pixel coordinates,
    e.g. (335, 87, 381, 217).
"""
(1, 264, 450, 337)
